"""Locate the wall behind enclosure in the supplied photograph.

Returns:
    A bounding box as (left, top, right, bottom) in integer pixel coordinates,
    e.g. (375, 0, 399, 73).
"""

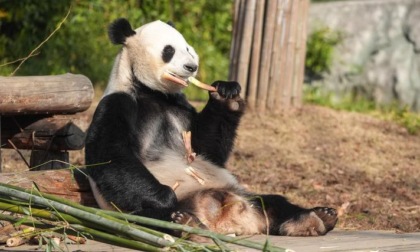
(308, 0, 420, 111)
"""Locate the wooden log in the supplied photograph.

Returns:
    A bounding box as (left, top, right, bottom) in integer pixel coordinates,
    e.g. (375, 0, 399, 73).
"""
(0, 169, 96, 207)
(0, 73, 93, 115)
(229, 0, 246, 81)
(267, 0, 287, 111)
(30, 150, 69, 171)
(237, 0, 256, 98)
(256, 0, 278, 113)
(292, 0, 309, 107)
(0, 116, 2, 173)
(281, 0, 299, 108)
(246, 0, 266, 110)
(274, 0, 293, 110)
(1, 115, 85, 151)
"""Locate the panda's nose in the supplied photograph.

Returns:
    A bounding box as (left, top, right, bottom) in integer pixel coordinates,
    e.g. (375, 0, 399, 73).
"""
(184, 64, 198, 73)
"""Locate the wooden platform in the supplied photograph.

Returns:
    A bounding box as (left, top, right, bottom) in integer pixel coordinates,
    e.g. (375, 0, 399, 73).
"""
(1, 230, 419, 251)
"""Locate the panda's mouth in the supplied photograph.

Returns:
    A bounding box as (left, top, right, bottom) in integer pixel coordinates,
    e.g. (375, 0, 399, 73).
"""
(162, 72, 189, 87)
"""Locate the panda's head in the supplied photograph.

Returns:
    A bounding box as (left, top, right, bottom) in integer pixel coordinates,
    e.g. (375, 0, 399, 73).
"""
(109, 18, 199, 93)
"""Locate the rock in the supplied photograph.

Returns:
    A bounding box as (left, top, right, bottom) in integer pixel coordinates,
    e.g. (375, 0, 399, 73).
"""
(308, 0, 420, 111)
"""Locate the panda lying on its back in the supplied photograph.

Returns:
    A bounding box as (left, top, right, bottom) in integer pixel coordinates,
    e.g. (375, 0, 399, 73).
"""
(85, 18, 338, 237)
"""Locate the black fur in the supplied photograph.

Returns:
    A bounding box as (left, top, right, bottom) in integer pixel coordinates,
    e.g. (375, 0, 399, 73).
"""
(86, 18, 337, 236)
(108, 18, 136, 45)
(162, 45, 175, 63)
(85, 77, 243, 220)
(166, 21, 175, 28)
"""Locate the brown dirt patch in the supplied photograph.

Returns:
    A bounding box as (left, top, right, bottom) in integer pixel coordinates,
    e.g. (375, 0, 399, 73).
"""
(2, 103, 419, 232)
(229, 105, 420, 233)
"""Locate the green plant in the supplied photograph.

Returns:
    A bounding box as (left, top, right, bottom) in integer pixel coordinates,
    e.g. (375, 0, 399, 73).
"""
(0, 0, 233, 101)
(304, 86, 420, 134)
(305, 27, 342, 77)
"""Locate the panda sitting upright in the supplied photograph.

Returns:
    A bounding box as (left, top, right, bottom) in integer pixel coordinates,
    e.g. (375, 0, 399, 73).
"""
(85, 18, 338, 237)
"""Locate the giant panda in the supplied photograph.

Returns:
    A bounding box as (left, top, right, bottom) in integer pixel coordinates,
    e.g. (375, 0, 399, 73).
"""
(85, 18, 338, 238)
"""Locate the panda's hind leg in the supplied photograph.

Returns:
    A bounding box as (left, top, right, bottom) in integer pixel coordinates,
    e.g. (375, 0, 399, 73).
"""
(278, 207, 338, 236)
(172, 188, 265, 238)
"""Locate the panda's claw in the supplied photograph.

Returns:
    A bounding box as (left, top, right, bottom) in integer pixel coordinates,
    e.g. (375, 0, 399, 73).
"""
(312, 207, 338, 232)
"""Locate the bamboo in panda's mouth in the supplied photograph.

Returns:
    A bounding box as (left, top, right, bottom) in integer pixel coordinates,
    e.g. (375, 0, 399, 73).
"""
(163, 72, 217, 92)
(162, 72, 188, 87)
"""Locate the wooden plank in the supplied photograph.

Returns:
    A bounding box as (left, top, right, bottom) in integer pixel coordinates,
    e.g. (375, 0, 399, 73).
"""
(262, 230, 420, 252)
(246, 0, 266, 110)
(0, 169, 96, 206)
(1, 115, 85, 151)
(2, 230, 419, 252)
(0, 73, 93, 115)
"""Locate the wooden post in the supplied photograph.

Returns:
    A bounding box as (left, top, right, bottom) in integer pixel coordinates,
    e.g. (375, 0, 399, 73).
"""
(237, 0, 256, 98)
(247, 0, 265, 109)
(229, 0, 310, 113)
(0, 116, 2, 173)
(256, 0, 277, 113)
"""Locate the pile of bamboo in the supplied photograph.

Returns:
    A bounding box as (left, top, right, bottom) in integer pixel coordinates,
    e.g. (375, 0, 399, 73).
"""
(0, 182, 289, 251)
(229, 0, 310, 113)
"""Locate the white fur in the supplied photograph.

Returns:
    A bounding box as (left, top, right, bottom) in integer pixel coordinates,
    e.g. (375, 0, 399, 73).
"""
(146, 150, 239, 200)
(104, 20, 199, 96)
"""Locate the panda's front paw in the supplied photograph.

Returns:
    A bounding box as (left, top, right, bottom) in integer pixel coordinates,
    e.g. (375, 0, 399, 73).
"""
(212, 81, 241, 99)
(210, 81, 245, 112)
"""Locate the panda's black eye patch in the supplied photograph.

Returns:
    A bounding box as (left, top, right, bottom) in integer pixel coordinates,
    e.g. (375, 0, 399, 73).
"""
(162, 45, 175, 63)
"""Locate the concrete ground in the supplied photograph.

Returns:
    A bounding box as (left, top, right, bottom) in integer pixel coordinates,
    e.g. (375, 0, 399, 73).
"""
(1, 230, 419, 252)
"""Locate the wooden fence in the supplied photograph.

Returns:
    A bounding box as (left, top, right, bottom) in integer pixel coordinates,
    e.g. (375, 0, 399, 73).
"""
(229, 0, 309, 113)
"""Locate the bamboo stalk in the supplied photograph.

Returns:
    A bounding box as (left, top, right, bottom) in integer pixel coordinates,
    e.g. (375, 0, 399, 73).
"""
(100, 209, 287, 252)
(0, 183, 288, 251)
(70, 224, 161, 252)
(0, 184, 173, 247)
(0, 208, 162, 251)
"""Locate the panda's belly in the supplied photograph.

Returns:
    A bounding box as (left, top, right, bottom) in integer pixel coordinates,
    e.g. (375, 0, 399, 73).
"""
(145, 150, 238, 200)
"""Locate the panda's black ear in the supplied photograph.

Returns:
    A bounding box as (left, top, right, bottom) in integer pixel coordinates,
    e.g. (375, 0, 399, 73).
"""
(166, 21, 175, 28)
(108, 18, 136, 45)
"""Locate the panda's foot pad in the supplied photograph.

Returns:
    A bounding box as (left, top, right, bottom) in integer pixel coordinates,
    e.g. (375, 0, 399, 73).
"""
(171, 211, 207, 229)
(171, 211, 209, 242)
(279, 207, 338, 236)
(312, 207, 338, 232)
